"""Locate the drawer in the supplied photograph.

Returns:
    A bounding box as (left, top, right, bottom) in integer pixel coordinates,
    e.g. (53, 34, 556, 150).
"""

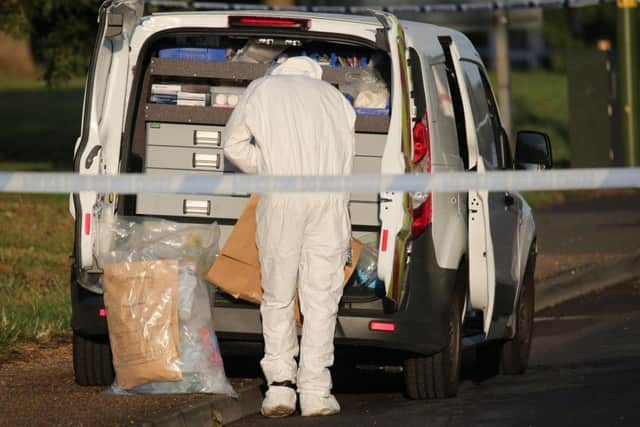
(145, 150, 377, 174)
(146, 123, 385, 155)
(146, 145, 230, 172)
(136, 193, 379, 226)
(147, 122, 225, 148)
(145, 150, 380, 174)
(136, 193, 249, 219)
(353, 156, 382, 174)
(355, 133, 386, 157)
(144, 167, 376, 202)
(350, 202, 379, 226)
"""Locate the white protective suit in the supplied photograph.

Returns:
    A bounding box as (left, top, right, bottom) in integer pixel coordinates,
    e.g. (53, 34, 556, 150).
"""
(223, 57, 356, 412)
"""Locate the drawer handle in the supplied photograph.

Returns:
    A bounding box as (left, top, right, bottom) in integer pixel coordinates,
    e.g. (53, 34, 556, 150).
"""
(192, 153, 221, 170)
(183, 200, 211, 216)
(194, 130, 221, 147)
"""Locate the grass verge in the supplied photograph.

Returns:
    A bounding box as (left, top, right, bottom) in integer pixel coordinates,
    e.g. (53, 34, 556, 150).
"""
(492, 70, 570, 165)
(0, 82, 84, 170)
(0, 194, 73, 352)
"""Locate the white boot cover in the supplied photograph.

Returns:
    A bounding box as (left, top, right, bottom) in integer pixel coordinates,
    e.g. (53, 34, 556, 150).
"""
(261, 385, 297, 418)
(300, 393, 341, 417)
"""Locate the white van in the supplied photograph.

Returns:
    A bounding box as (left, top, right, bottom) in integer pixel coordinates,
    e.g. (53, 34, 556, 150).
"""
(70, 1, 552, 399)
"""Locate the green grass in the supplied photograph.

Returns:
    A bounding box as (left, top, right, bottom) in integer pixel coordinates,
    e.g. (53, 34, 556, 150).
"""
(0, 194, 73, 351)
(490, 70, 570, 165)
(0, 81, 84, 171)
(0, 161, 57, 171)
(510, 71, 570, 165)
(0, 78, 85, 91)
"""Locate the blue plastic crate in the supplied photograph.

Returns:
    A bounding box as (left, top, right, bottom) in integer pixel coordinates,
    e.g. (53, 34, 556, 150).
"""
(355, 107, 390, 116)
(158, 47, 227, 62)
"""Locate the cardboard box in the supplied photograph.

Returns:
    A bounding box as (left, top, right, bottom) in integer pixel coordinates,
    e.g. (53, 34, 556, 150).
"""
(207, 195, 361, 325)
(103, 260, 182, 390)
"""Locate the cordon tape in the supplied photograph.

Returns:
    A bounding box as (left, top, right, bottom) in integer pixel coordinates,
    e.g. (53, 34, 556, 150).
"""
(0, 169, 639, 195)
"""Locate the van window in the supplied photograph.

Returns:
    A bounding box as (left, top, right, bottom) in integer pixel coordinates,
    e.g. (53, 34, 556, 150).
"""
(431, 64, 463, 165)
(438, 38, 469, 170)
(408, 48, 426, 121)
(460, 61, 499, 169)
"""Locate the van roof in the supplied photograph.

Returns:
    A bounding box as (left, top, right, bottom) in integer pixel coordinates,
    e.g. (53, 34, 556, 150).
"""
(150, 10, 384, 27)
(142, 10, 476, 64)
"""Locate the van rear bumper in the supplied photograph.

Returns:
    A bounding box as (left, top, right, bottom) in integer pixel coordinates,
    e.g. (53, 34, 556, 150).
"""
(216, 228, 461, 357)
(215, 305, 446, 356)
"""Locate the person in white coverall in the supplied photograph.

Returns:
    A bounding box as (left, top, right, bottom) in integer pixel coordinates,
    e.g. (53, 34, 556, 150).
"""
(223, 56, 355, 418)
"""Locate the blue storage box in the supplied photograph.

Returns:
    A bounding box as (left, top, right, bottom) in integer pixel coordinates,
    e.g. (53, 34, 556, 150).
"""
(355, 107, 390, 116)
(158, 47, 227, 62)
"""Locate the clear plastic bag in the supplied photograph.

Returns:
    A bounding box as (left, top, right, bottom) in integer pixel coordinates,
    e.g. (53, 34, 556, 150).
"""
(352, 237, 385, 295)
(232, 39, 287, 63)
(97, 216, 236, 397)
(340, 68, 389, 109)
(96, 216, 219, 274)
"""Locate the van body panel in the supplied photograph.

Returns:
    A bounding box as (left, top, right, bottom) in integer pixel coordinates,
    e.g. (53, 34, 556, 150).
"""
(71, 8, 537, 357)
(72, 1, 142, 271)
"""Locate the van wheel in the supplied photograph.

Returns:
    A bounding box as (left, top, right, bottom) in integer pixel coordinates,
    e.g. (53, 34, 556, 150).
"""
(73, 332, 114, 386)
(404, 290, 462, 400)
(477, 255, 535, 376)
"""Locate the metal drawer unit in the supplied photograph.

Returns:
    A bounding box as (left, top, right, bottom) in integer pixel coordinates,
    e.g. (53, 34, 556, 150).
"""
(147, 122, 225, 148)
(137, 123, 385, 235)
(138, 122, 232, 221)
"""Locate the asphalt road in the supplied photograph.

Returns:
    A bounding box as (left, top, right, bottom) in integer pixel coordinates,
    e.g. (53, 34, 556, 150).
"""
(231, 279, 640, 427)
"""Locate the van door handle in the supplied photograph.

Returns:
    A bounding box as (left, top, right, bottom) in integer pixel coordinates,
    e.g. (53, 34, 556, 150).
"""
(504, 193, 515, 207)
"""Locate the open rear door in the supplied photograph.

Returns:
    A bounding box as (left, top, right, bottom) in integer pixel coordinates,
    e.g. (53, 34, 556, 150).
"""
(72, 0, 143, 274)
(369, 12, 414, 304)
(443, 38, 496, 335)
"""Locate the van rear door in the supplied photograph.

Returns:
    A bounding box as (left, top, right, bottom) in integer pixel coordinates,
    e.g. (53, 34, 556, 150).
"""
(442, 37, 497, 335)
(72, 0, 142, 273)
(373, 12, 414, 304)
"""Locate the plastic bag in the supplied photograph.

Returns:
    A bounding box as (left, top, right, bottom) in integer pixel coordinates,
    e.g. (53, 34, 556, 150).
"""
(96, 216, 219, 276)
(232, 39, 287, 63)
(352, 237, 385, 295)
(340, 68, 389, 109)
(97, 216, 236, 396)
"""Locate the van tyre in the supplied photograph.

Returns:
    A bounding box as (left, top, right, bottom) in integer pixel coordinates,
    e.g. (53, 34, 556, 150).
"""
(477, 254, 535, 376)
(404, 289, 462, 400)
(73, 332, 114, 386)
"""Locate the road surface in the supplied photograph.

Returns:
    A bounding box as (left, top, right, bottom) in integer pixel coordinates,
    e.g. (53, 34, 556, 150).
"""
(231, 279, 640, 427)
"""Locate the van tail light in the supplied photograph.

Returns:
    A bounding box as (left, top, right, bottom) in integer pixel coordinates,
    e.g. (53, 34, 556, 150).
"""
(369, 321, 396, 332)
(228, 16, 311, 30)
(412, 112, 432, 239)
(84, 213, 92, 236)
(412, 196, 432, 238)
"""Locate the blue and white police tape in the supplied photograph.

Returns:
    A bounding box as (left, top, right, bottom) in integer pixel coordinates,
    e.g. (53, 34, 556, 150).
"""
(0, 169, 639, 195)
(145, 0, 622, 13)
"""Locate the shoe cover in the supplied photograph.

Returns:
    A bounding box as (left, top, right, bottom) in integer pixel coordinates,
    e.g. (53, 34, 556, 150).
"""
(300, 393, 341, 417)
(261, 386, 297, 418)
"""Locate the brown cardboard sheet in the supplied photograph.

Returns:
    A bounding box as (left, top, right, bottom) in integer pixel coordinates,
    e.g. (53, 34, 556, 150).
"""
(207, 195, 362, 325)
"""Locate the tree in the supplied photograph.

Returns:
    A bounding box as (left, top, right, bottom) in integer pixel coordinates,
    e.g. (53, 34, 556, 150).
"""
(543, 4, 616, 71)
(0, 0, 98, 86)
